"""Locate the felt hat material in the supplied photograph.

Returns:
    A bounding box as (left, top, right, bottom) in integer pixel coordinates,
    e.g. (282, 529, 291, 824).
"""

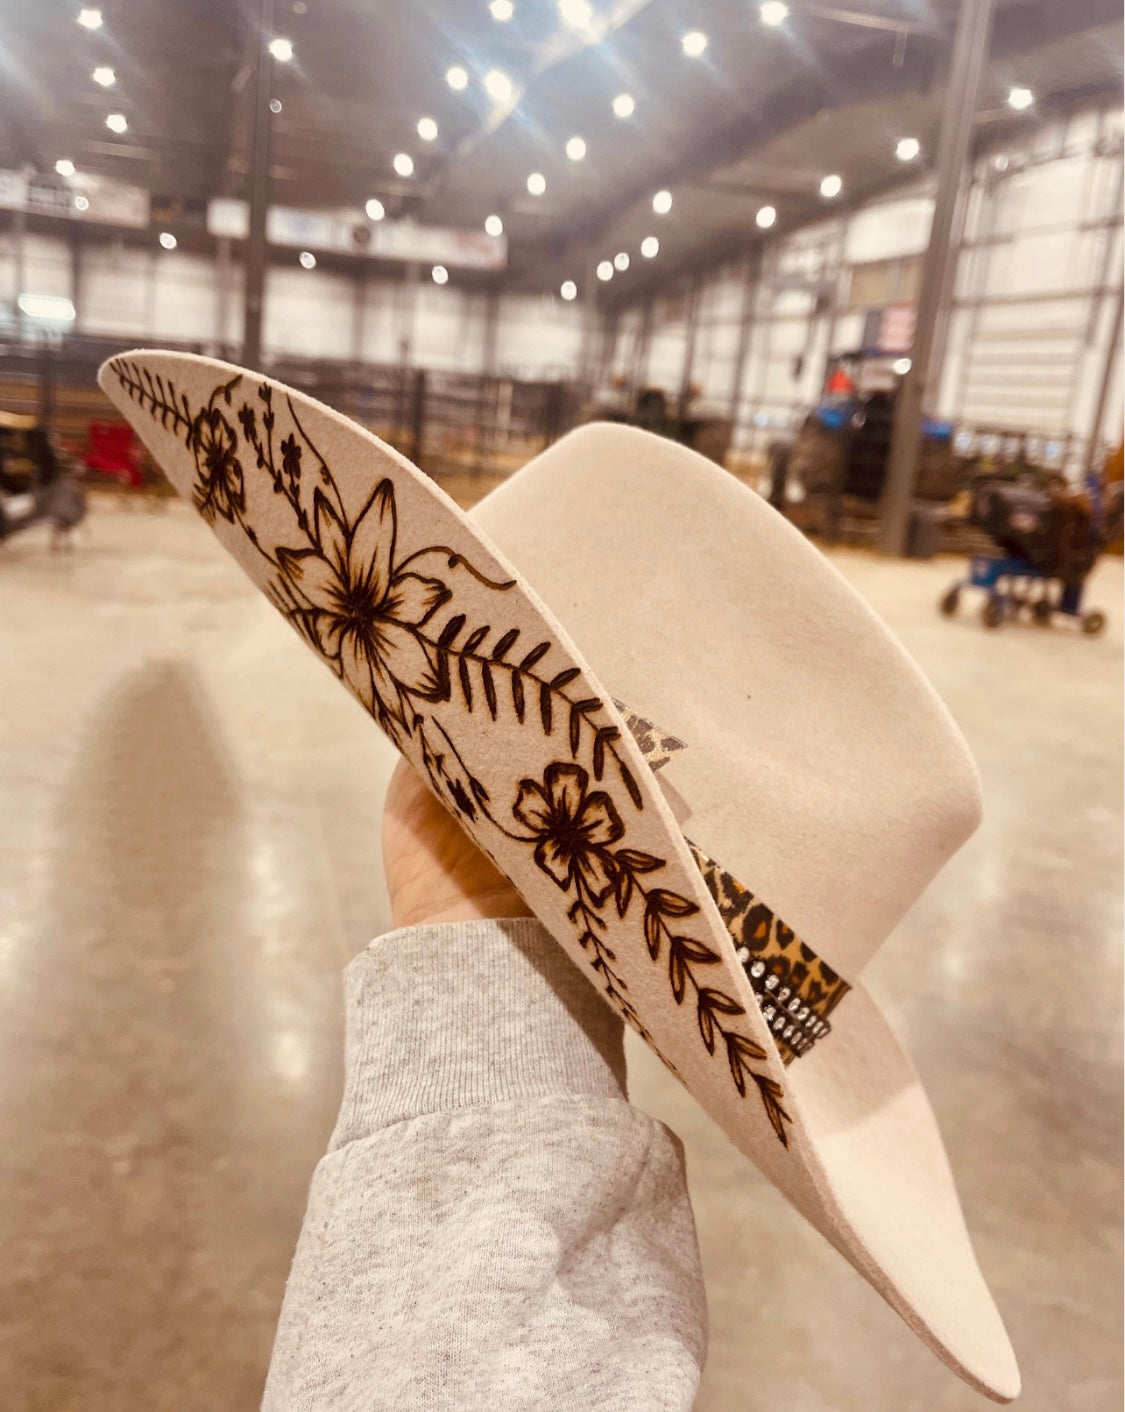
(98, 351, 1019, 1403)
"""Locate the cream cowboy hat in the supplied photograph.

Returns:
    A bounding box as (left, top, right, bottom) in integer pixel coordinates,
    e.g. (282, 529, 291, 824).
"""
(99, 350, 1019, 1403)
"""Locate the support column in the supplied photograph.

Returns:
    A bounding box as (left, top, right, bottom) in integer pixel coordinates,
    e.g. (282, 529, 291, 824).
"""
(678, 278, 701, 414)
(69, 224, 83, 332)
(878, 0, 996, 554)
(242, 0, 274, 369)
(728, 250, 760, 423)
(1085, 283, 1124, 465)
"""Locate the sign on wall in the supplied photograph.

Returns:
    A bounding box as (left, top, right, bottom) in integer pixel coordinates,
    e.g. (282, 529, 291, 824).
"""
(207, 198, 507, 270)
(0, 170, 150, 228)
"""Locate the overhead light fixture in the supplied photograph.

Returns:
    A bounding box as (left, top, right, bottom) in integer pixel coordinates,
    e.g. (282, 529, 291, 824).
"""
(92, 65, 116, 87)
(76, 8, 103, 30)
(640, 236, 659, 258)
(490, 0, 514, 19)
(432, 264, 449, 285)
(756, 204, 777, 229)
(365, 197, 386, 220)
(892, 357, 912, 375)
(895, 137, 920, 161)
(760, 1, 788, 25)
(560, 280, 577, 301)
(446, 65, 469, 91)
(819, 173, 842, 199)
(268, 36, 294, 62)
(559, 0, 593, 29)
(612, 93, 635, 118)
(393, 152, 415, 177)
(298, 250, 316, 269)
(565, 135, 586, 161)
(73, 194, 90, 212)
(484, 213, 504, 236)
(1007, 85, 1034, 111)
(18, 293, 76, 322)
(596, 260, 614, 281)
(682, 30, 708, 57)
(613, 251, 629, 271)
(484, 68, 513, 102)
(158, 231, 177, 250)
(527, 171, 546, 196)
(105, 112, 127, 134)
(652, 189, 672, 214)
(417, 116, 438, 141)
(54, 158, 76, 177)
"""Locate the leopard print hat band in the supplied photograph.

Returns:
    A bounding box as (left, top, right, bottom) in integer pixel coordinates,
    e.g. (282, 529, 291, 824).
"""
(614, 702, 850, 1064)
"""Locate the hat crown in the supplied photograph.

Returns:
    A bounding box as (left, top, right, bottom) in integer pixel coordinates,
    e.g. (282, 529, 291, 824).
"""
(471, 424, 982, 983)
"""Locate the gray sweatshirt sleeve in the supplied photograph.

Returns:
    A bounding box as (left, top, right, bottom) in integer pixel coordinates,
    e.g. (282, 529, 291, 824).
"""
(261, 916, 707, 1412)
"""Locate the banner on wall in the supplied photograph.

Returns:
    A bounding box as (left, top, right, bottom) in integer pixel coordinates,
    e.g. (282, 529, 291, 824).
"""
(862, 303, 916, 355)
(206, 198, 507, 270)
(0, 170, 150, 228)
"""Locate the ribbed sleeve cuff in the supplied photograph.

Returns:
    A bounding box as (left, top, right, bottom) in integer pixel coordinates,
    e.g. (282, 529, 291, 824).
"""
(328, 917, 627, 1148)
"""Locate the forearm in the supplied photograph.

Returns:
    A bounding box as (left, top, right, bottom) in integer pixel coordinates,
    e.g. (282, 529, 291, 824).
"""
(262, 917, 706, 1412)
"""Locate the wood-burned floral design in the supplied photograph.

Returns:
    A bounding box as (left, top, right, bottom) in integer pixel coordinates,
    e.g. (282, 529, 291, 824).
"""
(108, 355, 792, 1145)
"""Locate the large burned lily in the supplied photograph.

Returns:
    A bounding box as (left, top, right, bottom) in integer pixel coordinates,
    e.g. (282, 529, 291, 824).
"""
(279, 480, 451, 719)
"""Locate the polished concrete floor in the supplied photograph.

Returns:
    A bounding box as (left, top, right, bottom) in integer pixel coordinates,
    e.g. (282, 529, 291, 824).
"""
(1, 499, 1120, 1411)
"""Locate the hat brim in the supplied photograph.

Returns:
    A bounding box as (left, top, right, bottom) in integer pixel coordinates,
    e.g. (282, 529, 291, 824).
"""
(97, 353, 1018, 1402)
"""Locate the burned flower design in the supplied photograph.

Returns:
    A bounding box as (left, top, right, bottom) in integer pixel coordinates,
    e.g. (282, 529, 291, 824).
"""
(278, 481, 451, 718)
(514, 761, 625, 905)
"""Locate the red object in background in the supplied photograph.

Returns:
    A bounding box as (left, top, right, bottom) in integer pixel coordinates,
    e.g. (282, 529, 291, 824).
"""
(825, 366, 856, 396)
(83, 420, 144, 488)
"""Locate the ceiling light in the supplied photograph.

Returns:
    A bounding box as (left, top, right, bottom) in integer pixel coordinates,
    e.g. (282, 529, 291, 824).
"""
(895, 137, 920, 161)
(417, 116, 438, 141)
(640, 236, 658, 258)
(652, 189, 672, 214)
(1007, 85, 1034, 111)
(527, 171, 546, 196)
(565, 135, 586, 161)
(76, 8, 102, 30)
(105, 112, 127, 134)
(158, 231, 177, 250)
(612, 93, 635, 118)
(268, 36, 294, 62)
(560, 280, 577, 301)
(596, 260, 614, 281)
(682, 30, 708, 57)
(393, 152, 414, 177)
(756, 204, 777, 229)
(73, 194, 89, 212)
(432, 264, 449, 285)
(490, 0, 514, 19)
(559, 0, 593, 29)
(365, 197, 386, 220)
(613, 251, 629, 271)
(484, 213, 504, 236)
(54, 158, 76, 178)
(892, 358, 912, 375)
(760, 1, 789, 25)
(484, 68, 513, 102)
(819, 173, 842, 199)
(298, 250, 316, 269)
(446, 65, 469, 90)
(18, 293, 76, 322)
(92, 65, 116, 87)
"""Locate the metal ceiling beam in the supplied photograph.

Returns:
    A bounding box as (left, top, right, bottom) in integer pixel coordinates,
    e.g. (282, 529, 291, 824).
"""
(509, 0, 1122, 287)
